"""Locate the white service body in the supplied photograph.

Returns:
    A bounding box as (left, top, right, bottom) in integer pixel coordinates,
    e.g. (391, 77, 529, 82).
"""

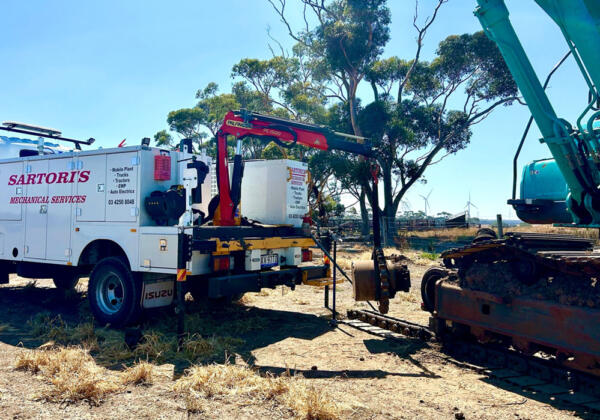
(0, 145, 211, 276)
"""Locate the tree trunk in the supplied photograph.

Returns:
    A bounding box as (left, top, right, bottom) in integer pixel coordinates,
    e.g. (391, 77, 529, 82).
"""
(348, 78, 363, 137)
(359, 189, 370, 239)
(381, 164, 397, 246)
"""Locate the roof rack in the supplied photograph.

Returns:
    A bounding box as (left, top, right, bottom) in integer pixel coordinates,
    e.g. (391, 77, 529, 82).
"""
(0, 121, 95, 150)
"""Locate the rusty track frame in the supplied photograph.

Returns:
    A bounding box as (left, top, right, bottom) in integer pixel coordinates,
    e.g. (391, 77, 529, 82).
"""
(344, 308, 600, 415)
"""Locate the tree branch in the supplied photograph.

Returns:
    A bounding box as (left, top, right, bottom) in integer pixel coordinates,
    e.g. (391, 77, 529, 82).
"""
(398, 0, 447, 102)
(267, 0, 307, 45)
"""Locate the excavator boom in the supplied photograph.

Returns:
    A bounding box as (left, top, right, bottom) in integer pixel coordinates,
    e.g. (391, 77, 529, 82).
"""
(476, 0, 600, 226)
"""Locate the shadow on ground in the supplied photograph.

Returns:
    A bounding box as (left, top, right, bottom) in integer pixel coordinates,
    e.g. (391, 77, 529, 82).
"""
(439, 342, 596, 419)
(0, 282, 430, 380)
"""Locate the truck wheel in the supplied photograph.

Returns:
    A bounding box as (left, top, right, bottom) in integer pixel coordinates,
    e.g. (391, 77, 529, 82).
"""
(88, 257, 142, 327)
(52, 273, 81, 290)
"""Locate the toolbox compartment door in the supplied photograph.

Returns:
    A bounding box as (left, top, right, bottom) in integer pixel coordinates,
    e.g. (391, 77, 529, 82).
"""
(76, 154, 106, 222)
(0, 161, 24, 221)
(46, 158, 73, 261)
(106, 152, 139, 222)
(24, 160, 48, 259)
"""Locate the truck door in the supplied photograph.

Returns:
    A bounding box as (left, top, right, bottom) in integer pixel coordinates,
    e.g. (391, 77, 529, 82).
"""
(46, 158, 73, 261)
(76, 154, 106, 222)
(24, 159, 48, 259)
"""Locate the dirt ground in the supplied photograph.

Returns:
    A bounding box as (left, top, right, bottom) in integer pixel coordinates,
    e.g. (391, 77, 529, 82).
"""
(0, 249, 582, 419)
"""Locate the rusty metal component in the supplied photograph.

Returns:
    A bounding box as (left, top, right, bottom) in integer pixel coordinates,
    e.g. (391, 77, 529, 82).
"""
(351, 254, 410, 313)
(346, 309, 432, 340)
(374, 248, 391, 314)
(421, 267, 451, 313)
(441, 232, 600, 308)
(436, 280, 600, 376)
(352, 260, 379, 301)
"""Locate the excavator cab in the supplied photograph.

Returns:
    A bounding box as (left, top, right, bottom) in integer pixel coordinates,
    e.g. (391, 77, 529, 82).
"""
(509, 121, 600, 225)
(508, 158, 571, 224)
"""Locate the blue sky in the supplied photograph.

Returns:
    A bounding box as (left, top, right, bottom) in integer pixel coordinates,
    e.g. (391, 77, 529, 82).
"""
(0, 1, 588, 219)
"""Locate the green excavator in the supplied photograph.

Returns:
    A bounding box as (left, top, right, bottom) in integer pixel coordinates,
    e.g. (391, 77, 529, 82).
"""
(420, 0, 600, 378)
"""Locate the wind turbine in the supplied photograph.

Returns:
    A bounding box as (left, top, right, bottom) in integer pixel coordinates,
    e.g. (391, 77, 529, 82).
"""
(466, 192, 478, 220)
(419, 189, 433, 217)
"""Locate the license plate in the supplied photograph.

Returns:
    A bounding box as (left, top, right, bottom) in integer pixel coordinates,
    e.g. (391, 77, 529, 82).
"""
(261, 253, 279, 268)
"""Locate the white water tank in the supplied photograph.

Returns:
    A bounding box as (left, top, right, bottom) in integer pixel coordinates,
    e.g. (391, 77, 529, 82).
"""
(241, 159, 309, 227)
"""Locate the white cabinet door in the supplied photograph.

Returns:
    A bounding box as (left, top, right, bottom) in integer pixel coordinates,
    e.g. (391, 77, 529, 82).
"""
(0, 162, 23, 221)
(76, 154, 106, 222)
(106, 152, 139, 222)
(46, 158, 73, 261)
(24, 160, 48, 259)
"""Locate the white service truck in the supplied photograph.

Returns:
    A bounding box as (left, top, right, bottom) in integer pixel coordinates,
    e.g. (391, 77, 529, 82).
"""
(0, 132, 327, 326)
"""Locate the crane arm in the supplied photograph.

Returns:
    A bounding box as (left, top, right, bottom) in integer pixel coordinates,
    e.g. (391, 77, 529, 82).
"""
(213, 109, 372, 226)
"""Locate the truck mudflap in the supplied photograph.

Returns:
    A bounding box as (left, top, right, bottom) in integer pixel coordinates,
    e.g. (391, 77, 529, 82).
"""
(142, 278, 175, 309)
(199, 264, 329, 299)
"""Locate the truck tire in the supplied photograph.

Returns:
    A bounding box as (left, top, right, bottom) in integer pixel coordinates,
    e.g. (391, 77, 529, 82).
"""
(52, 273, 80, 290)
(88, 257, 142, 327)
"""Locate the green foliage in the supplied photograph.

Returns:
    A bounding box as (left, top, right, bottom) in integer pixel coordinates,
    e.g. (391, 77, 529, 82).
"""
(195, 83, 240, 136)
(314, 0, 390, 76)
(166, 107, 207, 146)
(261, 142, 287, 160)
(421, 252, 439, 261)
(153, 130, 173, 149)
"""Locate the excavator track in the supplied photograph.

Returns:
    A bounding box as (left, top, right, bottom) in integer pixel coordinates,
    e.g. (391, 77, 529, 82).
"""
(438, 232, 600, 309)
(443, 232, 599, 275)
(345, 309, 600, 415)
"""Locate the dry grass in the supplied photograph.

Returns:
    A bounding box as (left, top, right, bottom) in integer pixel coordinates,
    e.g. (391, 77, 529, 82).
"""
(283, 386, 341, 420)
(27, 313, 134, 363)
(27, 313, 69, 343)
(25, 308, 252, 367)
(408, 224, 600, 241)
(133, 331, 173, 363)
(94, 328, 134, 364)
(173, 363, 341, 419)
(237, 293, 253, 305)
(182, 334, 244, 361)
(336, 247, 439, 271)
(121, 361, 154, 386)
(15, 347, 121, 405)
